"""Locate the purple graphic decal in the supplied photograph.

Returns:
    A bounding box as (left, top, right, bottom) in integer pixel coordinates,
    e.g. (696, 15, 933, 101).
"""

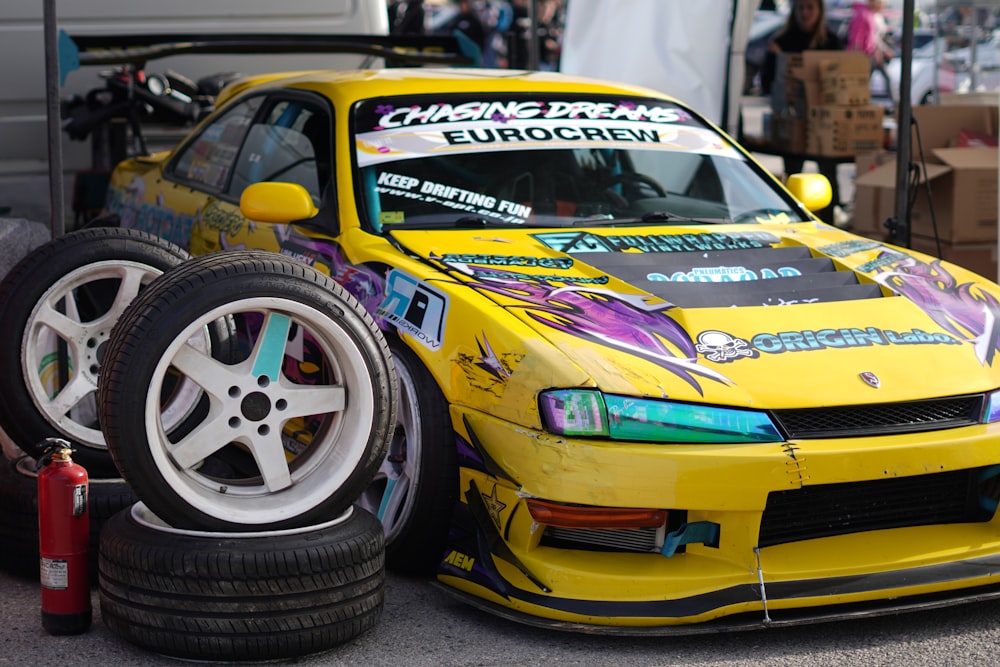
(874, 254, 1000, 366)
(456, 335, 521, 397)
(466, 268, 731, 394)
(456, 434, 484, 469)
(474, 335, 511, 381)
(222, 223, 390, 330)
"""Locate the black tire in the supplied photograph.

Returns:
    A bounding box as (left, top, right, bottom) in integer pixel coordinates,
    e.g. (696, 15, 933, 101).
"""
(0, 454, 137, 582)
(98, 250, 397, 531)
(0, 227, 191, 477)
(99, 502, 385, 661)
(358, 342, 458, 574)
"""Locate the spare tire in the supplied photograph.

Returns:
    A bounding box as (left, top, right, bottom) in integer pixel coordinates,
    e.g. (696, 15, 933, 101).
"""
(0, 227, 192, 477)
(98, 250, 397, 531)
(99, 502, 384, 661)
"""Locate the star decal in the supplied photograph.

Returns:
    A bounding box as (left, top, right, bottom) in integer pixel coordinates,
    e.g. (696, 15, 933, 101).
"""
(481, 484, 508, 530)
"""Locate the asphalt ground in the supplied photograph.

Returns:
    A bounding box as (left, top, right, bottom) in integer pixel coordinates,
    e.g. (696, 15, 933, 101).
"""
(5, 557, 1000, 666)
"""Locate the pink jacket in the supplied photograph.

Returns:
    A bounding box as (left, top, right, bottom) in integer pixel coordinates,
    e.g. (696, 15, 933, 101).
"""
(847, 3, 880, 56)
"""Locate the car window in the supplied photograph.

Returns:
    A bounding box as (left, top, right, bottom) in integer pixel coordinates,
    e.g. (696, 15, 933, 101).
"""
(172, 96, 263, 190)
(170, 94, 332, 204)
(228, 100, 331, 203)
(352, 94, 803, 230)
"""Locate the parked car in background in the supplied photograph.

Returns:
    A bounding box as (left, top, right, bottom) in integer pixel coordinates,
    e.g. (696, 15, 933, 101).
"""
(870, 28, 955, 108)
(946, 28, 1000, 94)
(871, 27, 1000, 109)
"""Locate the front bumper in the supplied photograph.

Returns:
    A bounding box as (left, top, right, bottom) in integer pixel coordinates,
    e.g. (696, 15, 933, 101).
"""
(438, 408, 1000, 629)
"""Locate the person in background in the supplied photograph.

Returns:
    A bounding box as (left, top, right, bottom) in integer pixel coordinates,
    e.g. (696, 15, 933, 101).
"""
(760, 0, 843, 226)
(448, 0, 487, 52)
(848, 0, 895, 107)
(388, 0, 425, 36)
(482, 1, 514, 68)
(761, 0, 842, 95)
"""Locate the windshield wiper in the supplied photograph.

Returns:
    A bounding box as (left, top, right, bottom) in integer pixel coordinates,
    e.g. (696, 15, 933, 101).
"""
(384, 216, 505, 230)
(454, 215, 489, 227)
(572, 211, 724, 226)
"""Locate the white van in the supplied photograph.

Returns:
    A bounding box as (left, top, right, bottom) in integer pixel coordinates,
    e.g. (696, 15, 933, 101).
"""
(0, 0, 389, 176)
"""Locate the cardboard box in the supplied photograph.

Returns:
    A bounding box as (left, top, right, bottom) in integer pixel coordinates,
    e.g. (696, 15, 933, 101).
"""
(851, 151, 896, 235)
(939, 92, 1000, 107)
(908, 105, 996, 154)
(818, 53, 870, 78)
(776, 79, 822, 117)
(779, 50, 862, 84)
(909, 235, 998, 281)
(770, 114, 807, 153)
(855, 104, 999, 244)
(820, 76, 871, 105)
(851, 185, 895, 239)
(909, 147, 999, 242)
(771, 50, 847, 115)
(807, 105, 884, 156)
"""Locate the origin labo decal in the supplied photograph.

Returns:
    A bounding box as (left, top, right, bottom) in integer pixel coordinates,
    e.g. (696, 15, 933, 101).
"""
(699, 327, 962, 363)
(533, 231, 779, 254)
(376, 270, 448, 350)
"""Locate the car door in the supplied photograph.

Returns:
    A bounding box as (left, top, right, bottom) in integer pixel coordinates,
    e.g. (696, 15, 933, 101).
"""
(167, 90, 335, 256)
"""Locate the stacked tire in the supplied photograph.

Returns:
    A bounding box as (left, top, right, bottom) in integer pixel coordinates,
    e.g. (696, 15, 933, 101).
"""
(98, 504, 385, 661)
(95, 250, 397, 660)
(0, 234, 397, 660)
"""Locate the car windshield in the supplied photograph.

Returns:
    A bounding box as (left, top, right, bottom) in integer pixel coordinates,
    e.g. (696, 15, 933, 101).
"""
(352, 94, 805, 230)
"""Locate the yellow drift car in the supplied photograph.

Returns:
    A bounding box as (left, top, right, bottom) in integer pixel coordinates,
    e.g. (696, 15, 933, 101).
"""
(100, 59, 1000, 632)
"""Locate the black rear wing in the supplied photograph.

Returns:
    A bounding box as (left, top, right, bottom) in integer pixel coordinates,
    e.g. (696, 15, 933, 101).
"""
(58, 30, 481, 83)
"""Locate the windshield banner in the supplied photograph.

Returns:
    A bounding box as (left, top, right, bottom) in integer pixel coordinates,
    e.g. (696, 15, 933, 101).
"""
(354, 97, 740, 167)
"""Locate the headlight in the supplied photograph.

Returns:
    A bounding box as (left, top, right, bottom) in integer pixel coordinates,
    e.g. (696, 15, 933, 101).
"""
(983, 389, 1000, 423)
(539, 389, 783, 444)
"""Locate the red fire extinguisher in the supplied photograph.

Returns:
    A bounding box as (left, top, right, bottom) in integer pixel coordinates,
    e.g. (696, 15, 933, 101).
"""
(37, 438, 92, 635)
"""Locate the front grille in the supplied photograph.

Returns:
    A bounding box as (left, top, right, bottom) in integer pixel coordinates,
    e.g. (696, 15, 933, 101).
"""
(772, 395, 983, 439)
(759, 467, 1000, 547)
(542, 526, 661, 553)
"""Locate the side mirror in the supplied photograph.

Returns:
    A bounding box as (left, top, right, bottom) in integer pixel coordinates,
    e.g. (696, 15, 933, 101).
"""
(240, 182, 319, 223)
(785, 173, 832, 213)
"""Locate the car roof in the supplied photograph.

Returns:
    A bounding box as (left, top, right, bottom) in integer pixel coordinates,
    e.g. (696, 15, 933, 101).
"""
(215, 67, 681, 108)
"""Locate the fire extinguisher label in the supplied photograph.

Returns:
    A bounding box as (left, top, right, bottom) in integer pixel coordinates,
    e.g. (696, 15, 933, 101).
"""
(72, 484, 87, 517)
(40, 558, 69, 590)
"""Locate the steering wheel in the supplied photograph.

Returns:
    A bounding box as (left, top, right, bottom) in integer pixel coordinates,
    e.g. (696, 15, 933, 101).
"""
(599, 171, 667, 204)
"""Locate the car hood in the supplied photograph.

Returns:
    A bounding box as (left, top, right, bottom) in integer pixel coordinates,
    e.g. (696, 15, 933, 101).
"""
(391, 224, 1000, 408)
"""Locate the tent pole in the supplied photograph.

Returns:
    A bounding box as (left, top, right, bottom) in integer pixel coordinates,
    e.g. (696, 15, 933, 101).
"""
(43, 0, 64, 240)
(892, 0, 916, 248)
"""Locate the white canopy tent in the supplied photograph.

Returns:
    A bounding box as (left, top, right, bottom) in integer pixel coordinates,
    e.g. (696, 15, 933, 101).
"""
(560, 0, 760, 136)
